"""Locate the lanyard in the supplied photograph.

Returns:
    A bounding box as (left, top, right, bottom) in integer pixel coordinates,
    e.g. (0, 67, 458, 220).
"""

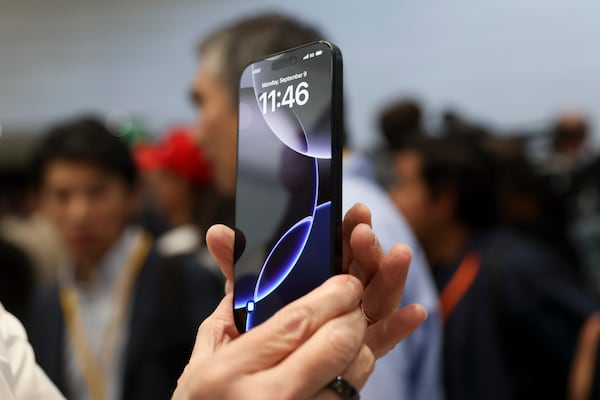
(439, 252, 481, 323)
(59, 231, 152, 400)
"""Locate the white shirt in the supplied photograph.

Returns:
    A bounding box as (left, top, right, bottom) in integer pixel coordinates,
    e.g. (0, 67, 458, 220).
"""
(0, 302, 64, 399)
(156, 224, 201, 257)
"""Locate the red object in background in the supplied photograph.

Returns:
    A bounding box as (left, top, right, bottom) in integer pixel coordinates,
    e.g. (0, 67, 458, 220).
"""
(134, 126, 213, 185)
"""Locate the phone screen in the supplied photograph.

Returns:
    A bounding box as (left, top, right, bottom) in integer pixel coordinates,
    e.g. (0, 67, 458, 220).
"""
(233, 41, 342, 332)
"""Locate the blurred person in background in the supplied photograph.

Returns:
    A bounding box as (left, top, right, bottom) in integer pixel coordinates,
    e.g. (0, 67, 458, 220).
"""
(0, 167, 66, 286)
(569, 151, 600, 299)
(482, 134, 580, 274)
(134, 125, 232, 277)
(387, 135, 599, 399)
(191, 12, 443, 400)
(545, 112, 591, 176)
(378, 98, 425, 151)
(24, 117, 223, 400)
(540, 114, 600, 301)
(541, 113, 593, 249)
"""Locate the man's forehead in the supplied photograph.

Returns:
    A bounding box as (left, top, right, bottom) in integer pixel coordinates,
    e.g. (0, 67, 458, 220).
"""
(396, 150, 422, 166)
(43, 160, 118, 184)
(191, 67, 234, 104)
(199, 44, 227, 80)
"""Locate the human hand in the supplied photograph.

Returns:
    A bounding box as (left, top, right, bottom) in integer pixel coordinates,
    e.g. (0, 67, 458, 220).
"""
(173, 273, 372, 399)
(172, 203, 426, 399)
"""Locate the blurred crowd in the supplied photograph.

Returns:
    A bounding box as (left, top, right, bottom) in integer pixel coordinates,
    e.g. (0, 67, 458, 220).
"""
(1, 11, 600, 400)
(377, 100, 600, 293)
(374, 100, 600, 399)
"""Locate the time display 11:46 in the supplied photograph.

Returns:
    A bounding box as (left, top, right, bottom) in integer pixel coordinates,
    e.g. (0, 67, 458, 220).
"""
(259, 82, 309, 114)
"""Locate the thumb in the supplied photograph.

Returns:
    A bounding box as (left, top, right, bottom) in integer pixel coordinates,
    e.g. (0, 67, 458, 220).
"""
(205, 224, 235, 283)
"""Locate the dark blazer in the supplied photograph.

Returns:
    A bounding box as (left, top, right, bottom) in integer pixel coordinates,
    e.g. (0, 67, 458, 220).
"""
(435, 228, 599, 400)
(25, 246, 224, 400)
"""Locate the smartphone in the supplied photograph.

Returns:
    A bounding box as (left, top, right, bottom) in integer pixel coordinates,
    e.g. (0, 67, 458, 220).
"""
(233, 41, 343, 333)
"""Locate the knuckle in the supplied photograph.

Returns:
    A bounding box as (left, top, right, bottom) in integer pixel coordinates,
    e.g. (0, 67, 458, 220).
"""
(276, 305, 313, 347)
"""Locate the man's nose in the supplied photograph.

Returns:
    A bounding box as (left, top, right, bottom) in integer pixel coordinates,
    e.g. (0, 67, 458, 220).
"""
(67, 195, 92, 224)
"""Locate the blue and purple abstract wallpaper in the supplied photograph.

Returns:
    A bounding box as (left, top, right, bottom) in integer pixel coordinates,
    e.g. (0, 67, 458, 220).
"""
(234, 42, 337, 332)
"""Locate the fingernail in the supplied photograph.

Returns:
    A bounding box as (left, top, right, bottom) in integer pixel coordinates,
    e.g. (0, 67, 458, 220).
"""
(346, 276, 363, 301)
(372, 234, 379, 250)
(346, 214, 354, 225)
(416, 304, 428, 321)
